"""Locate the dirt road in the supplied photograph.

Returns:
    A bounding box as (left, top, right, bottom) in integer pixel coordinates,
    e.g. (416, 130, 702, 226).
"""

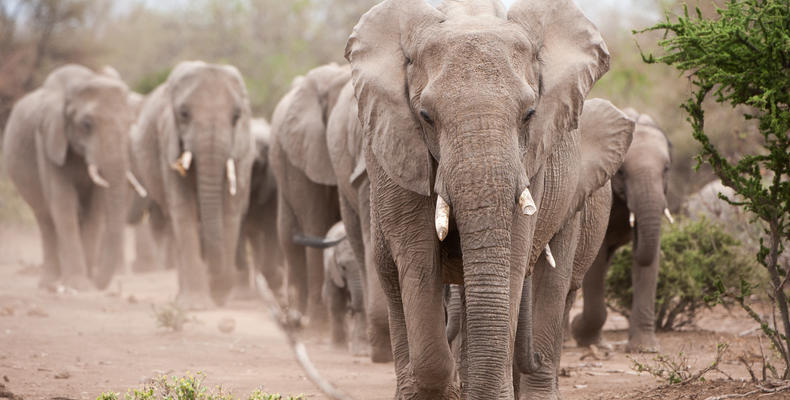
(0, 224, 769, 399)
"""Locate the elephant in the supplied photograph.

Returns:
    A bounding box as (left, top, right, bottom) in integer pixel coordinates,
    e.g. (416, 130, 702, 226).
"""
(130, 61, 255, 310)
(234, 118, 283, 295)
(269, 63, 350, 326)
(325, 81, 392, 362)
(294, 221, 368, 356)
(2, 64, 137, 291)
(345, 0, 633, 398)
(571, 109, 672, 353)
(443, 100, 633, 399)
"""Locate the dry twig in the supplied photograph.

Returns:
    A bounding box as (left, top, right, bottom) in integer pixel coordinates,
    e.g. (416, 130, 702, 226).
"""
(255, 275, 354, 400)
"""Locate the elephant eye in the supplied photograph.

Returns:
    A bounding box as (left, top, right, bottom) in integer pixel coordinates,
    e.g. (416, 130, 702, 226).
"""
(231, 109, 241, 126)
(419, 109, 434, 125)
(81, 118, 93, 133)
(522, 108, 536, 124)
(178, 107, 190, 122)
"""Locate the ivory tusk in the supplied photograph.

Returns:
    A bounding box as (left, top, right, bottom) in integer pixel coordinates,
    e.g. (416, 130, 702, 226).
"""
(126, 171, 148, 198)
(519, 187, 537, 216)
(88, 164, 110, 188)
(435, 195, 450, 241)
(544, 244, 556, 268)
(629, 212, 635, 228)
(226, 158, 237, 196)
(664, 208, 674, 224)
(171, 151, 192, 177)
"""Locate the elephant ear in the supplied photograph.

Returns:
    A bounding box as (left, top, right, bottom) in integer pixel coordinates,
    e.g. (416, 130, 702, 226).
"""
(37, 90, 68, 166)
(508, 0, 610, 177)
(278, 66, 342, 186)
(574, 98, 634, 209)
(345, 0, 444, 197)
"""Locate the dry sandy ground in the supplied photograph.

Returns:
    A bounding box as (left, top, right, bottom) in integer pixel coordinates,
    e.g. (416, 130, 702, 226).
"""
(0, 224, 778, 400)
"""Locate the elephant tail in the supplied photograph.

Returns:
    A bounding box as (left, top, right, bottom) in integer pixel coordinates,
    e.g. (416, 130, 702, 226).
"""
(292, 233, 345, 249)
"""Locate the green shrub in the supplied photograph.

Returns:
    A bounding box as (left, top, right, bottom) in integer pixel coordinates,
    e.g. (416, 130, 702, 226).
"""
(133, 68, 171, 95)
(97, 372, 304, 400)
(605, 216, 757, 330)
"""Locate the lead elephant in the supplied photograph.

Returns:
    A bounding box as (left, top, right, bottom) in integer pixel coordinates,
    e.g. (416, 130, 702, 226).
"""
(325, 81, 392, 362)
(3, 64, 137, 291)
(571, 109, 672, 353)
(130, 61, 255, 309)
(235, 118, 283, 294)
(345, 0, 632, 398)
(269, 63, 350, 326)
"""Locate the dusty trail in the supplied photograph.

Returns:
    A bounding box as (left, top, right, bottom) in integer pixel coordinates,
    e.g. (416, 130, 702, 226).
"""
(0, 224, 766, 399)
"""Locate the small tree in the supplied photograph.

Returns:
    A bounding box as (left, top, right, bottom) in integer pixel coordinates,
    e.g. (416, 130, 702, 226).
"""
(638, 0, 790, 378)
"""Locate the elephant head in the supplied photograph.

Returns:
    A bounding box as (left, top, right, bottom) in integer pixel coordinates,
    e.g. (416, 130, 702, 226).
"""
(249, 118, 277, 206)
(38, 64, 135, 288)
(160, 61, 253, 303)
(346, 0, 629, 395)
(273, 63, 351, 186)
(616, 109, 671, 266)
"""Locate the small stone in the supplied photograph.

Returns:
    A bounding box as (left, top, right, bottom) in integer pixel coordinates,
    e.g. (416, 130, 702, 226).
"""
(54, 371, 71, 379)
(127, 295, 138, 304)
(217, 318, 236, 334)
(574, 384, 588, 389)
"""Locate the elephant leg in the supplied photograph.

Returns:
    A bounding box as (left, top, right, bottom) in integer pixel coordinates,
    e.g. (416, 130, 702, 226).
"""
(627, 254, 660, 353)
(170, 201, 213, 310)
(81, 190, 104, 279)
(257, 198, 283, 292)
(571, 246, 610, 347)
(522, 223, 579, 400)
(48, 185, 92, 291)
(131, 221, 158, 273)
(326, 278, 348, 349)
(357, 179, 392, 363)
(277, 192, 308, 315)
(32, 210, 60, 290)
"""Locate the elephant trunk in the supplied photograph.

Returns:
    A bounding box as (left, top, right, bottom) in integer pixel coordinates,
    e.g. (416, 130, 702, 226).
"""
(515, 274, 540, 374)
(445, 129, 519, 398)
(196, 133, 230, 304)
(93, 136, 129, 289)
(629, 175, 664, 267)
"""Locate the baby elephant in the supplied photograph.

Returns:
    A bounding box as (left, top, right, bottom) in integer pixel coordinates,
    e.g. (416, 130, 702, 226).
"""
(295, 222, 368, 356)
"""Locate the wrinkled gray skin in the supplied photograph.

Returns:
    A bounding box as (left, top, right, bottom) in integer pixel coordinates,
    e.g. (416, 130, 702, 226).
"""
(3, 64, 135, 291)
(317, 222, 369, 356)
(571, 110, 671, 353)
(444, 102, 629, 399)
(130, 61, 255, 310)
(326, 81, 392, 362)
(235, 118, 283, 293)
(346, 0, 632, 398)
(269, 63, 350, 326)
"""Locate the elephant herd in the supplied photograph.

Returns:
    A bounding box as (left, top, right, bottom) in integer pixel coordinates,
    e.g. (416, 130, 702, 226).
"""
(1, 0, 679, 398)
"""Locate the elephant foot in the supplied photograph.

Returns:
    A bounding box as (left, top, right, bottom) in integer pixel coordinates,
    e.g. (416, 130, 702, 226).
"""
(131, 259, 159, 274)
(396, 375, 460, 400)
(176, 291, 214, 311)
(626, 331, 659, 354)
(570, 314, 605, 348)
(518, 376, 561, 400)
(62, 275, 95, 292)
(209, 277, 233, 307)
(38, 272, 61, 292)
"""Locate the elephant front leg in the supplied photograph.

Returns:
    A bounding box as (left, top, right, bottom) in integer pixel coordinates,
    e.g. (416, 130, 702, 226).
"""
(571, 247, 610, 347)
(47, 180, 92, 291)
(170, 204, 213, 310)
(627, 253, 660, 353)
(521, 226, 578, 400)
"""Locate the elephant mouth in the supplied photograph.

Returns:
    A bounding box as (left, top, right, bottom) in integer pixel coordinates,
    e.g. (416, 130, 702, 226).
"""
(440, 223, 463, 285)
